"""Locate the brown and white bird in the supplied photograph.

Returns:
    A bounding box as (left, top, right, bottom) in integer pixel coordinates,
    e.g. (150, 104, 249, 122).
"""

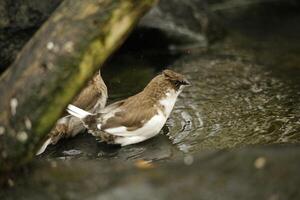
(36, 70, 108, 155)
(66, 69, 190, 146)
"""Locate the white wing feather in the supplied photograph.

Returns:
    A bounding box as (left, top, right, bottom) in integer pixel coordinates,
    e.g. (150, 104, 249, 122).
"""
(67, 104, 91, 119)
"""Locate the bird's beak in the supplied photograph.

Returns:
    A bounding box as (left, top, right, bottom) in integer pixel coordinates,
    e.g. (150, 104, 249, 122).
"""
(184, 79, 191, 86)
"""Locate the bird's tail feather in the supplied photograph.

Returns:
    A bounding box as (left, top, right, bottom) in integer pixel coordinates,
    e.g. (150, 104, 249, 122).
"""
(67, 104, 91, 119)
(36, 137, 52, 155)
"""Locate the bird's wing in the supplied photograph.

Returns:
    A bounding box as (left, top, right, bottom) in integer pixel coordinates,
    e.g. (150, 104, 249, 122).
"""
(72, 86, 99, 110)
(100, 106, 158, 136)
(99, 100, 126, 113)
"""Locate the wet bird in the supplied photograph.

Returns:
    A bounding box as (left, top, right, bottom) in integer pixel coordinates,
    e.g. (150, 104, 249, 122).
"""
(66, 69, 190, 146)
(36, 71, 108, 155)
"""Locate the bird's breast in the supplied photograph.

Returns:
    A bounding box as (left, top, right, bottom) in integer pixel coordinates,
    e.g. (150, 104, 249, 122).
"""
(158, 90, 178, 117)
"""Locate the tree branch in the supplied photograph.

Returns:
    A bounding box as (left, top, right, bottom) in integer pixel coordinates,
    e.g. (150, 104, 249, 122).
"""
(0, 0, 157, 172)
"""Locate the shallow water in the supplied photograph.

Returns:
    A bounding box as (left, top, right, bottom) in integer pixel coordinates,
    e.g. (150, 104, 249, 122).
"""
(168, 10, 300, 153)
(41, 18, 300, 160)
(41, 49, 300, 160)
(169, 54, 300, 153)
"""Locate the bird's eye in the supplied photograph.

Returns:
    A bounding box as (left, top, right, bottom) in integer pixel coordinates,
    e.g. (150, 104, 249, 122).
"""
(174, 80, 181, 87)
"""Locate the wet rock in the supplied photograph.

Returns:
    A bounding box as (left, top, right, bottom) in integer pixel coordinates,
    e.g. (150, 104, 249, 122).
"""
(41, 132, 179, 162)
(139, 0, 224, 50)
(1, 145, 300, 200)
(208, 0, 300, 13)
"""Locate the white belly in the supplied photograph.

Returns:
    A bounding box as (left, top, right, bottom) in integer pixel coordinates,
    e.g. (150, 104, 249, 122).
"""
(107, 111, 167, 146)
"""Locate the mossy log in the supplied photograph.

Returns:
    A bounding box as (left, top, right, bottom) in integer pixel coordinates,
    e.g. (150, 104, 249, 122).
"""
(0, 0, 157, 172)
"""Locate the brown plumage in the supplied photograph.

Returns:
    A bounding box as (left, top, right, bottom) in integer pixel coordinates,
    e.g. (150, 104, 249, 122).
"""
(72, 73, 107, 111)
(67, 69, 190, 146)
(36, 71, 107, 155)
(99, 70, 185, 130)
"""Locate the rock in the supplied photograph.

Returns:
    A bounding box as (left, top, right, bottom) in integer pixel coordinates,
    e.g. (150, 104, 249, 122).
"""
(139, 0, 224, 50)
(1, 145, 300, 200)
(0, 0, 222, 72)
(0, 0, 62, 29)
(208, 0, 300, 13)
(0, 0, 62, 72)
(0, 29, 35, 73)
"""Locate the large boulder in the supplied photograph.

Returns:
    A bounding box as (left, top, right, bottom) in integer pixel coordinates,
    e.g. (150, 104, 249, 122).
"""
(0, 0, 224, 72)
(139, 0, 224, 49)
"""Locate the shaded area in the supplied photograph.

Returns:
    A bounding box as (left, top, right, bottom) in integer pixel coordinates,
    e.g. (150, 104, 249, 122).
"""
(39, 133, 179, 162)
(2, 145, 300, 200)
(0, 0, 62, 72)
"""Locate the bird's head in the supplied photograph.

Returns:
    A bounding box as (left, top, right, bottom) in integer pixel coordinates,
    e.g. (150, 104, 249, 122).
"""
(162, 69, 191, 92)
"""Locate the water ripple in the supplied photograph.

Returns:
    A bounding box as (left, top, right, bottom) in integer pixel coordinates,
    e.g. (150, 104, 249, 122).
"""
(166, 55, 300, 153)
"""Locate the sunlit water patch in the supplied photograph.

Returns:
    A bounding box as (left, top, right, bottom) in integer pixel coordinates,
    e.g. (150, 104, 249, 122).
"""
(167, 55, 300, 153)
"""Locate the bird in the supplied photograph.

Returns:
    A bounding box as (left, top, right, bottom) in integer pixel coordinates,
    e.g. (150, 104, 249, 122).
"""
(66, 69, 190, 146)
(36, 70, 108, 155)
